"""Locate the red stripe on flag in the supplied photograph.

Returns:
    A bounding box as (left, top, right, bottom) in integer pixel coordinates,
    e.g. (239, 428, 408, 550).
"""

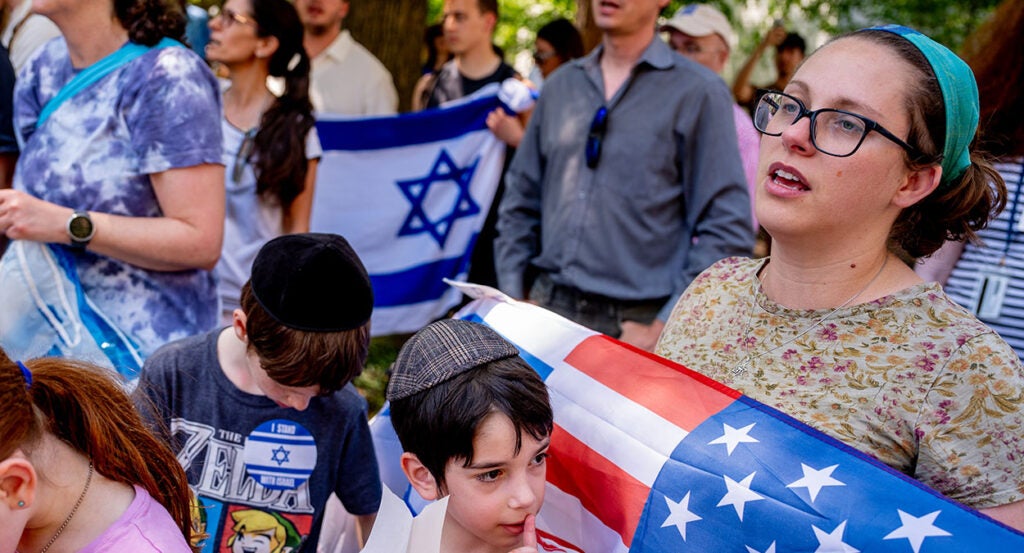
(548, 422, 649, 547)
(564, 335, 740, 432)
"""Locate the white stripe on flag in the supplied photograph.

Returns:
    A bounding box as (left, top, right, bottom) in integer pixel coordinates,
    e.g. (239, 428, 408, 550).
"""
(538, 483, 629, 553)
(549, 381, 682, 489)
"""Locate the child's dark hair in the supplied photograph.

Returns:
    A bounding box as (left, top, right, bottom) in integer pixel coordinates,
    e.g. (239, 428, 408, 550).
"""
(390, 355, 552, 492)
(240, 282, 369, 393)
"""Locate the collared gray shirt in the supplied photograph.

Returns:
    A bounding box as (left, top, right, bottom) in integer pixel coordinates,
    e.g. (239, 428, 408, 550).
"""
(496, 37, 753, 321)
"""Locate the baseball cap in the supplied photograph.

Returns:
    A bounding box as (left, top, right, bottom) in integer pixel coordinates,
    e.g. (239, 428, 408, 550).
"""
(662, 4, 736, 50)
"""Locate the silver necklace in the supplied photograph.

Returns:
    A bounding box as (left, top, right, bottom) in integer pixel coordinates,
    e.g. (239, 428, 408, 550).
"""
(38, 461, 93, 553)
(732, 257, 889, 376)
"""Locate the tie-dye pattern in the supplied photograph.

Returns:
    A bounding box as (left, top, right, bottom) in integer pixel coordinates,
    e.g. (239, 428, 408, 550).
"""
(12, 38, 224, 356)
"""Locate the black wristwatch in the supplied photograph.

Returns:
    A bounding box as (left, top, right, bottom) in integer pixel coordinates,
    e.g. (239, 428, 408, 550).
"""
(66, 211, 95, 250)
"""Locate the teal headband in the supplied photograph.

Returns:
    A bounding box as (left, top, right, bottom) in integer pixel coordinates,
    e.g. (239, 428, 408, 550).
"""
(865, 25, 978, 187)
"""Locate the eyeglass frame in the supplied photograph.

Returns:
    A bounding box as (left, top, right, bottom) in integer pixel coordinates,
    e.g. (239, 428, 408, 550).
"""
(585, 106, 608, 169)
(217, 7, 258, 29)
(753, 89, 925, 159)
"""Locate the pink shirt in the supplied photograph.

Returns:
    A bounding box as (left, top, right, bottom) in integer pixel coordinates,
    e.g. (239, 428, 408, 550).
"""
(79, 486, 191, 553)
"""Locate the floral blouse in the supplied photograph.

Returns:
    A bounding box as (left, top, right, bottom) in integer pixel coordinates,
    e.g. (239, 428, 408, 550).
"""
(656, 256, 1024, 509)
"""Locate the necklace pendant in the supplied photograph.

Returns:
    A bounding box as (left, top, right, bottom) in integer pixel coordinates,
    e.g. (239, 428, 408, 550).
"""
(733, 358, 751, 376)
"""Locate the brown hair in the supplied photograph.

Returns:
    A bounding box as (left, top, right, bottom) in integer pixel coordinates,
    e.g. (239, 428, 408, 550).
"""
(960, 0, 1024, 158)
(845, 30, 1007, 258)
(0, 350, 193, 545)
(114, 0, 187, 45)
(239, 282, 370, 393)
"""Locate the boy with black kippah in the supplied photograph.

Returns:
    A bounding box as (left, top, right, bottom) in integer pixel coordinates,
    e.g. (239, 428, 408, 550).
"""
(136, 233, 381, 552)
(386, 318, 553, 553)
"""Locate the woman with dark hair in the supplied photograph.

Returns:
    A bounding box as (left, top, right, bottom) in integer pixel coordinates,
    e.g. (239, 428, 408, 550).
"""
(917, 0, 1024, 359)
(533, 18, 583, 79)
(0, 349, 194, 551)
(656, 26, 1024, 529)
(0, 0, 224, 357)
(421, 22, 450, 76)
(206, 0, 319, 320)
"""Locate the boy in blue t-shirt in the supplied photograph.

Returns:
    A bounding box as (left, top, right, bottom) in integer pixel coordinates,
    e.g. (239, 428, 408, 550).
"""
(136, 233, 381, 552)
(386, 318, 553, 553)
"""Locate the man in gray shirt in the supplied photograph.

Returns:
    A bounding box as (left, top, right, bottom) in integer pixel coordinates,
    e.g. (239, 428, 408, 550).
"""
(495, 0, 753, 351)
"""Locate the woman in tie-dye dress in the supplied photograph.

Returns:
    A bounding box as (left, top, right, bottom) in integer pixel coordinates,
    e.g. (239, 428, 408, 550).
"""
(0, 0, 224, 356)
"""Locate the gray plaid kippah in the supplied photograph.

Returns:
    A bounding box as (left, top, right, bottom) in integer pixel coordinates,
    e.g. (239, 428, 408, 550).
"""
(386, 319, 520, 401)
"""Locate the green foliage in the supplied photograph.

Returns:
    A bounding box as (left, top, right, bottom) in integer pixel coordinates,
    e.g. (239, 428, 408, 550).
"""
(428, 0, 576, 63)
(764, 0, 999, 51)
(353, 334, 409, 417)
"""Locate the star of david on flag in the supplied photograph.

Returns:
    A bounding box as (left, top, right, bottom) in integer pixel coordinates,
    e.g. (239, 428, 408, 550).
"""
(395, 149, 481, 248)
(311, 82, 529, 336)
(424, 285, 1023, 552)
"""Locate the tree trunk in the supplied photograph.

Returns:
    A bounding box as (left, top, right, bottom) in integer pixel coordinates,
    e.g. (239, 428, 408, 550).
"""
(346, 0, 428, 113)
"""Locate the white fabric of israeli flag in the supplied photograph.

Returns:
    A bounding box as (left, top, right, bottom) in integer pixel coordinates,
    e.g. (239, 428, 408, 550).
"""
(311, 82, 532, 336)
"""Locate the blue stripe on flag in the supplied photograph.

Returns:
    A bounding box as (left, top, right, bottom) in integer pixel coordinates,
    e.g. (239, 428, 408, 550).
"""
(461, 312, 555, 380)
(371, 242, 475, 307)
(246, 465, 318, 476)
(245, 434, 317, 445)
(317, 95, 499, 151)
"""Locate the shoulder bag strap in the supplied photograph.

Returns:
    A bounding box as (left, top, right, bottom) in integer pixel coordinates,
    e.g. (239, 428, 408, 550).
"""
(36, 37, 181, 129)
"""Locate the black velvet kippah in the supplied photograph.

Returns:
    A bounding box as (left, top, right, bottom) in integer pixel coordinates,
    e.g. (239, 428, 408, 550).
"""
(250, 233, 374, 331)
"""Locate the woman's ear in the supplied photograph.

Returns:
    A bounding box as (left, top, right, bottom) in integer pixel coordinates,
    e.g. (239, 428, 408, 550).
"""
(256, 35, 280, 60)
(400, 452, 441, 501)
(0, 457, 37, 511)
(893, 164, 942, 208)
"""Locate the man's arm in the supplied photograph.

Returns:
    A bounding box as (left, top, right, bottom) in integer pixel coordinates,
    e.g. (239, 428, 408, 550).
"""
(732, 24, 786, 105)
(666, 78, 754, 323)
(495, 96, 547, 299)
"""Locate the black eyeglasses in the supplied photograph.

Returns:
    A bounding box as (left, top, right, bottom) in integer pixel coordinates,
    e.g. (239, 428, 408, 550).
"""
(585, 106, 608, 169)
(753, 90, 923, 158)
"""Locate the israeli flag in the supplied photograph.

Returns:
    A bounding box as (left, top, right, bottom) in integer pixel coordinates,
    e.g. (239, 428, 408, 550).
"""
(311, 81, 533, 336)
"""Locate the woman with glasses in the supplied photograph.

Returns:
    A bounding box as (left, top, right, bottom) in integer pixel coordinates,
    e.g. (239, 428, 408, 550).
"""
(533, 18, 584, 80)
(656, 26, 1024, 529)
(206, 0, 319, 322)
(0, 0, 223, 357)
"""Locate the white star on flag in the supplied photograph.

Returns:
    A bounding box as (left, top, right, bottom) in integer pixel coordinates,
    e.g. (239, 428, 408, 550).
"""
(813, 520, 860, 553)
(708, 422, 759, 455)
(662, 491, 702, 541)
(746, 541, 777, 553)
(787, 463, 846, 502)
(717, 472, 765, 521)
(883, 510, 952, 553)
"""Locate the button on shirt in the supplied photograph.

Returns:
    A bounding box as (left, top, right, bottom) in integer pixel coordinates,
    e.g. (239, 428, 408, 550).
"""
(496, 38, 753, 322)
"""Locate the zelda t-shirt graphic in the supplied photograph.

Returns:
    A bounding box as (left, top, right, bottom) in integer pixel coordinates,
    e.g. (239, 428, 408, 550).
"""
(177, 418, 317, 552)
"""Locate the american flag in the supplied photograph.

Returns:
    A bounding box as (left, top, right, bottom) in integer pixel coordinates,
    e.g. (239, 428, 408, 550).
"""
(449, 286, 1024, 552)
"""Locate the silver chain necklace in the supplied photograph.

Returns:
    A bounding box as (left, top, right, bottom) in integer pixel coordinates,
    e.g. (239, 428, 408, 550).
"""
(38, 461, 94, 553)
(732, 257, 889, 376)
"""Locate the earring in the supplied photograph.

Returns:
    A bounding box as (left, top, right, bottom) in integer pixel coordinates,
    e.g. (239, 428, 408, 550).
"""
(17, 500, 25, 507)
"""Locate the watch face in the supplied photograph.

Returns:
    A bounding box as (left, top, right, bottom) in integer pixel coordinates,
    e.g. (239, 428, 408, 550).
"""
(69, 215, 94, 240)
